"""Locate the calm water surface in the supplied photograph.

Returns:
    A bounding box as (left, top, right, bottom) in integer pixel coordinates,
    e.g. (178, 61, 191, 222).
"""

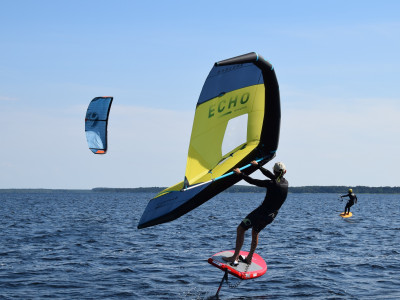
(0, 192, 399, 299)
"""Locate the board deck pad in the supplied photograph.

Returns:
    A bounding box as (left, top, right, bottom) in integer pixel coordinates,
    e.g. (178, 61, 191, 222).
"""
(208, 250, 267, 280)
(340, 212, 353, 218)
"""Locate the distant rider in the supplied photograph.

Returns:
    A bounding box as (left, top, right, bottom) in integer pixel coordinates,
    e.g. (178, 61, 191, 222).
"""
(222, 161, 288, 265)
(340, 188, 358, 215)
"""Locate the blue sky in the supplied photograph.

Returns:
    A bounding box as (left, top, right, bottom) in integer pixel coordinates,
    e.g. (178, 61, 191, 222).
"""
(1, 1, 399, 188)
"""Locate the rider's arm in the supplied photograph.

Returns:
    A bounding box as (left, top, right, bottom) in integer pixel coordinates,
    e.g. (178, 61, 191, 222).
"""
(257, 166, 275, 180)
(240, 173, 269, 188)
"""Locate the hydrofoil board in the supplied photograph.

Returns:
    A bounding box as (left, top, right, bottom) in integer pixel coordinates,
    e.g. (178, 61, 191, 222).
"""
(340, 212, 353, 218)
(208, 250, 267, 280)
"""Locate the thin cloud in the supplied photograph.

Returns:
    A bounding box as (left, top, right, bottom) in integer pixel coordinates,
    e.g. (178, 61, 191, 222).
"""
(278, 98, 400, 187)
(0, 96, 17, 101)
(1, 99, 399, 188)
(0, 105, 194, 189)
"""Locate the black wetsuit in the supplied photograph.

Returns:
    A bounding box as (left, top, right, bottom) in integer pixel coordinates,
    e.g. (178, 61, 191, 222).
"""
(239, 166, 289, 233)
(341, 192, 358, 213)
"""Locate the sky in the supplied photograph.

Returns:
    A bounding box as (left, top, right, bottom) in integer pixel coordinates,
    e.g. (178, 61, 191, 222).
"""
(0, 0, 399, 189)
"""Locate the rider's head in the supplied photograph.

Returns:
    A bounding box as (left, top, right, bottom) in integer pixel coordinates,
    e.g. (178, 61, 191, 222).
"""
(273, 162, 286, 176)
(348, 188, 353, 193)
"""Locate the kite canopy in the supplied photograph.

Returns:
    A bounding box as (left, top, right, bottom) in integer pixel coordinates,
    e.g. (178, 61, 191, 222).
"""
(138, 52, 281, 229)
(85, 97, 113, 154)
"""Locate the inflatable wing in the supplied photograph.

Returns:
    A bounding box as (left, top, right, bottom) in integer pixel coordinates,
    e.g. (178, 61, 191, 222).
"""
(138, 53, 281, 229)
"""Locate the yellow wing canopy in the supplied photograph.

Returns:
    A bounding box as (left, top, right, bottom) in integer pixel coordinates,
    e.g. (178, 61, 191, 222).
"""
(138, 52, 280, 229)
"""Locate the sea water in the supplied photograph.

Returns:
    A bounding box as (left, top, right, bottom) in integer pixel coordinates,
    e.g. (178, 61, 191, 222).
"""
(0, 191, 399, 299)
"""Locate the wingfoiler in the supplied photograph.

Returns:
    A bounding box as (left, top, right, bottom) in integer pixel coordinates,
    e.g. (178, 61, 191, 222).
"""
(138, 53, 281, 229)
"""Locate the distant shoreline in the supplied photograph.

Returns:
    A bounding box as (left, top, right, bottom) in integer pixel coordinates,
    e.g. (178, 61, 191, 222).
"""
(1, 186, 399, 194)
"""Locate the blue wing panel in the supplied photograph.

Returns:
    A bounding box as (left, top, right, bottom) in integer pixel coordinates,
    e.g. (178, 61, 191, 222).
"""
(197, 63, 263, 105)
(138, 182, 212, 229)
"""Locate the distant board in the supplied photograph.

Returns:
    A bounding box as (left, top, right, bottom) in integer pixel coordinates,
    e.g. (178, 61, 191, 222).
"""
(340, 212, 353, 218)
(208, 250, 267, 280)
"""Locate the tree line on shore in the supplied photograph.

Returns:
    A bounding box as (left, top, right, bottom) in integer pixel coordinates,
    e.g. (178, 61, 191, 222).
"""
(91, 185, 400, 194)
(1, 186, 398, 194)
